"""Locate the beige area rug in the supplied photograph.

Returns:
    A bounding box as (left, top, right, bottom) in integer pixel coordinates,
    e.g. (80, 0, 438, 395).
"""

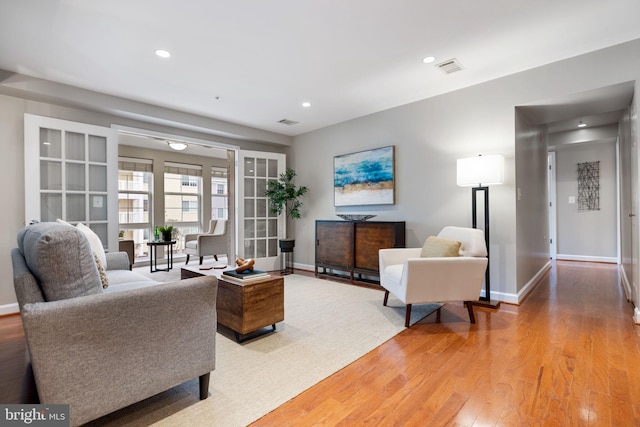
(88, 272, 438, 426)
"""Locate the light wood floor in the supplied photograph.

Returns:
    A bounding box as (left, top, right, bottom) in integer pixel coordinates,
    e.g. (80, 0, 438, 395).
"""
(252, 261, 640, 426)
(2, 261, 639, 426)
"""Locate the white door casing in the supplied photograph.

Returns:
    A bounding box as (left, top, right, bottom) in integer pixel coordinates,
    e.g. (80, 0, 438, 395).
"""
(548, 152, 557, 260)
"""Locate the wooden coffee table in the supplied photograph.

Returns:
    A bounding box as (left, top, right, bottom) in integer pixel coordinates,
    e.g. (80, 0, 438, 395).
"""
(181, 264, 284, 342)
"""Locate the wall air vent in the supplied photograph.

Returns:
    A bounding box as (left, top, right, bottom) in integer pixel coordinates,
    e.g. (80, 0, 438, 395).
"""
(278, 118, 299, 126)
(435, 58, 464, 74)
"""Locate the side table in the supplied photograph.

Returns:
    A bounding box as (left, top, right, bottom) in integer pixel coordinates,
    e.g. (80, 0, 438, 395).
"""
(147, 240, 176, 273)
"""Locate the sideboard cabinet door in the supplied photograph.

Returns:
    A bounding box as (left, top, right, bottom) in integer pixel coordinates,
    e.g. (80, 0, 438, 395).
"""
(354, 222, 405, 273)
(315, 220, 405, 283)
(315, 220, 354, 270)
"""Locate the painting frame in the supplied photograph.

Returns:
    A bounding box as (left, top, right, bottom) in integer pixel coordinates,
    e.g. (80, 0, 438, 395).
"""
(333, 145, 395, 207)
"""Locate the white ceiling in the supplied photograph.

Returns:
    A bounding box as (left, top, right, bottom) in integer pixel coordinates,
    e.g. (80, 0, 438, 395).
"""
(1, 0, 639, 137)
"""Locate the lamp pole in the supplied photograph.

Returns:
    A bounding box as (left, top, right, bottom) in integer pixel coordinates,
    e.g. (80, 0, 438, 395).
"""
(472, 185, 500, 308)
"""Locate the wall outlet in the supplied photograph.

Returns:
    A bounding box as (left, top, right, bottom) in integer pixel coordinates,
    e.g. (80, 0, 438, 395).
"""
(568, 196, 576, 204)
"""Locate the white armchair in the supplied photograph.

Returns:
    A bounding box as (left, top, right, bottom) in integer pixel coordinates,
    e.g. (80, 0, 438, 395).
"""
(379, 226, 488, 327)
(184, 219, 228, 265)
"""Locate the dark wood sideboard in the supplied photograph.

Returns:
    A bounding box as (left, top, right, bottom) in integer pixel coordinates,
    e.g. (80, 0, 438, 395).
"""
(315, 220, 406, 283)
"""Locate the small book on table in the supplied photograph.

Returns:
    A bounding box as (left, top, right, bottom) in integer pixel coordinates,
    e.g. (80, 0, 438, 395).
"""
(222, 269, 270, 280)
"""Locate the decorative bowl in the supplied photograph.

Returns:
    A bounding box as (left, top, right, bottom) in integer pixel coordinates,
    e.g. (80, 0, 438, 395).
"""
(336, 214, 377, 221)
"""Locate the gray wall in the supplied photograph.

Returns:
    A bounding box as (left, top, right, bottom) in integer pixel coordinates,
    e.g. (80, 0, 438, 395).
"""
(0, 94, 286, 312)
(554, 141, 618, 260)
(514, 110, 549, 292)
(292, 39, 640, 303)
(2, 39, 640, 309)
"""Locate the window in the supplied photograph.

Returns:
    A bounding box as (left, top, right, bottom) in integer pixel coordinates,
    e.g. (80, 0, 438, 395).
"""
(118, 157, 153, 259)
(164, 162, 202, 251)
(212, 167, 228, 220)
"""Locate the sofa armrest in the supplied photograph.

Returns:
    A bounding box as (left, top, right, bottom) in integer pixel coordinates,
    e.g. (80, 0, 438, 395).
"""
(11, 248, 45, 308)
(21, 276, 218, 426)
(105, 252, 130, 271)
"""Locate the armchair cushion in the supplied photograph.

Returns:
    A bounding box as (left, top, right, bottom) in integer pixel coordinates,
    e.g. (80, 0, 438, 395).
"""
(420, 236, 461, 258)
(17, 222, 102, 302)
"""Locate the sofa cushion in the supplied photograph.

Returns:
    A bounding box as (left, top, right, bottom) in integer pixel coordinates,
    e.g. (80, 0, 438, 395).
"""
(17, 222, 102, 301)
(420, 236, 461, 258)
(105, 269, 155, 287)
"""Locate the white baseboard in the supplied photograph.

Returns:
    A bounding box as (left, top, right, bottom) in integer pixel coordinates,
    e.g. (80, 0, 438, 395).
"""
(556, 254, 618, 263)
(482, 261, 551, 305)
(634, 307, 640, 324)
(0, 303, 19, 316)
(620, 265, 633, 302)
(294, 262, 315, 272)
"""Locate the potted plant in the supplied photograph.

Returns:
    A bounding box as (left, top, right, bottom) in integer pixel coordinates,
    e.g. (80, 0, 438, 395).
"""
(158, 225, 174, 242)
(265, 167, 309, 250)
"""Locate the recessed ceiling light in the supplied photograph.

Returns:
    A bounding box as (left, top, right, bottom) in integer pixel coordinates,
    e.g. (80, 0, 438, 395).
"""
(302, 102, 311, 108)
(155, 49, 171, 58)
(422, 56, 436, 64)
(578, 120, 587, 128)
(167, 141, 187, 151)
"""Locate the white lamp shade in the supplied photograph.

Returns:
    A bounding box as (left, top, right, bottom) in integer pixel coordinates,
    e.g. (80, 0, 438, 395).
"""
(457, 154, 504, 187)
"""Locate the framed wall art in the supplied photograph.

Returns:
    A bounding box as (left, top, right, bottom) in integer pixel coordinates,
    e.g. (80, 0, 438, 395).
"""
(334, 145, 395, 206)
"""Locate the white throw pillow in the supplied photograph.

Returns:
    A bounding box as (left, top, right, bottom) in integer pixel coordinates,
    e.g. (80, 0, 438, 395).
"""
(76, 222, 107, 268)
(56, 218, 73, 227)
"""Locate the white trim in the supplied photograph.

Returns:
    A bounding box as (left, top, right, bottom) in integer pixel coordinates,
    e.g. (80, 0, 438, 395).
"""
(556, 254, 618, 263)
(113, 125, 240, 151)
(480, 261, 552, 305)
(634, 306, 640, 324)
(0, 303, 19, 316)
(621, 264, 633, 301)
(548, 152, 557, 259)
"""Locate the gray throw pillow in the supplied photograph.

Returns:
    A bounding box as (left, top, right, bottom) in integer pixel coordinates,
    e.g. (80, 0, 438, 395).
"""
(17, 222, 103, 301)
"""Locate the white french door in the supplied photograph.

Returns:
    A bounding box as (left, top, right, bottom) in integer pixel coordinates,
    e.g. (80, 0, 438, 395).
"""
(24, 114, 118, 252)
(238, 150, 285, 271)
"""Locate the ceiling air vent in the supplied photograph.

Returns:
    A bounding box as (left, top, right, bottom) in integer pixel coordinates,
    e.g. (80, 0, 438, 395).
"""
(435, 58, 464, 75)
(278, 118, 299, 126)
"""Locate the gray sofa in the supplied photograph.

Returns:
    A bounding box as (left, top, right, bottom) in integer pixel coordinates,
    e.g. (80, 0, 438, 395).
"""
(11, 222, 218, 426)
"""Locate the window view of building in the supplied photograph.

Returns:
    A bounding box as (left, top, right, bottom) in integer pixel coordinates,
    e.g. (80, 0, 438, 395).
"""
(164, 162, 202, 252)
(212, 166, 228, 220)
(118, 158, 153, 260)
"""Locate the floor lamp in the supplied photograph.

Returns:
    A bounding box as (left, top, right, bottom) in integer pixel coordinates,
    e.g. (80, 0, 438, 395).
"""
(457, 154, 504, 309)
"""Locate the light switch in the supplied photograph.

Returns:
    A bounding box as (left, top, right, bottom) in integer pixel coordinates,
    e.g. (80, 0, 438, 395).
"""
(568, 196, 576, 204)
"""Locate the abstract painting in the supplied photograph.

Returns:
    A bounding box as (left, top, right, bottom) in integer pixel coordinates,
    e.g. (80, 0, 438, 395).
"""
(577, 161, 600, 211)
(334, 146, 395, 206)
